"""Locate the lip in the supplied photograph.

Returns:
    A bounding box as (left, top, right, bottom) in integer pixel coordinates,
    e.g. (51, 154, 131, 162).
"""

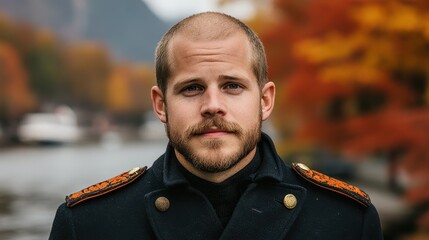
(197, 128, 230, 138)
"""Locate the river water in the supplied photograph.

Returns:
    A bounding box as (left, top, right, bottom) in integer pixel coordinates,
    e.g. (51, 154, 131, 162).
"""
(0, 140, 167, 240)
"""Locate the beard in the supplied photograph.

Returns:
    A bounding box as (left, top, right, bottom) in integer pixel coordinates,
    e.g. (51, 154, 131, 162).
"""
(166, 113, 262, 173)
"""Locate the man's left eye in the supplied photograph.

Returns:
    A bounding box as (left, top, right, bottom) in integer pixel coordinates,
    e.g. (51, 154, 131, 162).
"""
(181, 85, 204, 96)
(223, 83, 244, 94)
(226, 83, 241, 89)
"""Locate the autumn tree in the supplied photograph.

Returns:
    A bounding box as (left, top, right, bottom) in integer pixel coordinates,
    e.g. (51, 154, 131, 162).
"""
(123, 63, 156, 119)
(63, 42, 112, 110)
(0, 42, 36, 133)
(261, 0, 429, 233)
(105, 63, 155, 125)
(23, 30, 65, 102)
(0, 15, 37, 138)
(0, 14, 65, 104)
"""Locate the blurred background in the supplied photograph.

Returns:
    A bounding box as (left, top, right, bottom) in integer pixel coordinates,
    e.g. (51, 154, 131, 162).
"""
(0, 0, 428, 239)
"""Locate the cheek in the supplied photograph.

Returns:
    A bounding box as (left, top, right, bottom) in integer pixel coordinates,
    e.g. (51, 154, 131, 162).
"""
(231, 102, 261, 126)
(237, 98, 261, 114)
(166, 103, 194, 128)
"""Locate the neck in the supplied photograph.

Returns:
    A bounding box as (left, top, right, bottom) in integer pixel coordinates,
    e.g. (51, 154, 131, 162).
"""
(175, 148, 257, 183)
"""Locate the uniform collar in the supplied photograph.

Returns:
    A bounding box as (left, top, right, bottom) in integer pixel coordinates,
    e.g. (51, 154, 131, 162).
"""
(162, 132, 284, 187)
(251, 132, 284, 182)
(162, 143, 189, 187)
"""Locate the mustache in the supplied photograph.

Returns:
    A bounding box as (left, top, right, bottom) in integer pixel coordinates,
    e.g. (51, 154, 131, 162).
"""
(186, 117, 242, 136)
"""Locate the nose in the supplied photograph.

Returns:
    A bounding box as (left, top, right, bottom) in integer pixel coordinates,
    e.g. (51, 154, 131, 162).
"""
(201, 87, 226, 118)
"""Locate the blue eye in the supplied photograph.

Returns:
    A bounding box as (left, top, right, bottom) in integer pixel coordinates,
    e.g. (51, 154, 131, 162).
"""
(224, 83, 243, 94)
(182, 85, 204, 96)
(226, 83, 240, 89)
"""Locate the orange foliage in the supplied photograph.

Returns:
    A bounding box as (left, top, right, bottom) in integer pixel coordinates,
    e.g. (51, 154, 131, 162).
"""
(106, 66, 133, 113)
(262, 0, 429, 229)
(106, 63, 155, 114)
(0, 42, 35, 118)
(126, 64, 156, 112)
(63, 42, 112, 108)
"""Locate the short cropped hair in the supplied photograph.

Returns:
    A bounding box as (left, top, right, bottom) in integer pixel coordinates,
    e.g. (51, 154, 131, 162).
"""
(155, 12, 267, 95)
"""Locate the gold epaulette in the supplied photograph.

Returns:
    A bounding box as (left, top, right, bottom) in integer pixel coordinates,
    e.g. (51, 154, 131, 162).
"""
(66, 166, 147, 207)
(292, 163, 371, 207)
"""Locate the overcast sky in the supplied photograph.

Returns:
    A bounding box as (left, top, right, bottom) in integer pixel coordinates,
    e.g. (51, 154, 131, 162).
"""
(142, 0, 255, 22)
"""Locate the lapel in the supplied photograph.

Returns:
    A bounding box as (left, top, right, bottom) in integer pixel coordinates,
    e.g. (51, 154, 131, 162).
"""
(220, 183, 306, 240)
(147, 146, 224, 240)
(145, 187, 223, 240)
(145, 182, 306, 240)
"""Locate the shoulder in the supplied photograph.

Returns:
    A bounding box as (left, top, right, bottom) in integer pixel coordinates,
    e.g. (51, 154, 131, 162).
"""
(65, 166, 147, 208)
(290, 162, 371, 207)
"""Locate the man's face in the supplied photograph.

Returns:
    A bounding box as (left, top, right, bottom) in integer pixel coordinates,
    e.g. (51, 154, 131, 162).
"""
(152, 32, 274, 173)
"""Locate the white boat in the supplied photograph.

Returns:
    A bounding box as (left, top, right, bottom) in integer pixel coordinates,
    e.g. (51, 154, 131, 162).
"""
(17, 106, 81, 144)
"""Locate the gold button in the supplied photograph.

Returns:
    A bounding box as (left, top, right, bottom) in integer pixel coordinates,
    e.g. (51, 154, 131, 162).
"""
(283, 194, 297, 209)
(155, 197, 170, 212)
(128, 167, 140, 175)
(296, 163, 310, 171)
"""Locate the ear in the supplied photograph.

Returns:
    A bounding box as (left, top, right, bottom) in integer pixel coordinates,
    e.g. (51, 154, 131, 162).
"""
(261, 81, 275, 121)
(151, 86, 167, 123)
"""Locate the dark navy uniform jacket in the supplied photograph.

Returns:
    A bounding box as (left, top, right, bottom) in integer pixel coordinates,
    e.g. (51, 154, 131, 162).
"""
(49, 133, 383, 239)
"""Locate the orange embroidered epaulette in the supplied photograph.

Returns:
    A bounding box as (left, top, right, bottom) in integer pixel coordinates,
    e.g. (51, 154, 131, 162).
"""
(292, 163, 371, 207)
(66, 166, 147, 207)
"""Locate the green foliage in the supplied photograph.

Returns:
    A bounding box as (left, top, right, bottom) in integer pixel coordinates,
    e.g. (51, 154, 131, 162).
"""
(23, 37, 64, 101)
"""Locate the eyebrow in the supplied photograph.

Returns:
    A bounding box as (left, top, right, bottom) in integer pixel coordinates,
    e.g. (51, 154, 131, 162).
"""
(172, 78, 202, 94)
(219, 74, 251, 86)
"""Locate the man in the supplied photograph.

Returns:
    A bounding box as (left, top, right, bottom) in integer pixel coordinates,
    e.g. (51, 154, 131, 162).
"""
(49, 12, 383, 239)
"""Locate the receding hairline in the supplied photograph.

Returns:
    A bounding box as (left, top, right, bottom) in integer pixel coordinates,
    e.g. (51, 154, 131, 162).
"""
(168, 12, 246, 41)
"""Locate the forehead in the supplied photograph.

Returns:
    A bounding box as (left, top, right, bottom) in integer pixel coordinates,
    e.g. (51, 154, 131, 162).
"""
(167, 32, 252, 70)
